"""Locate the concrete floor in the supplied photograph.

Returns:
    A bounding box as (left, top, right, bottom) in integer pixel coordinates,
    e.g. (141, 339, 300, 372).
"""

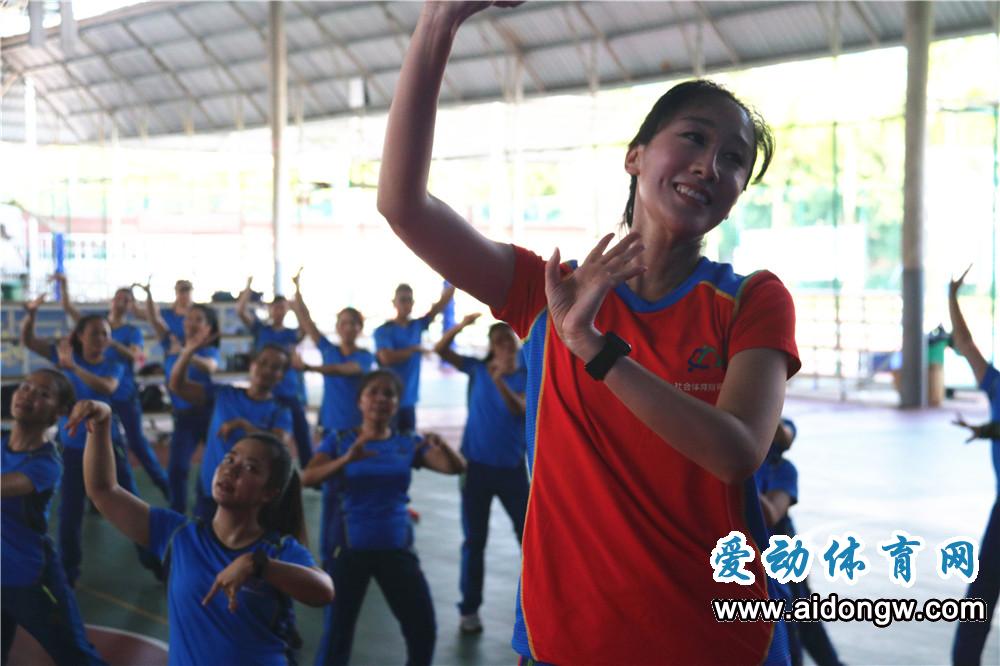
(10, 368, 999, 666)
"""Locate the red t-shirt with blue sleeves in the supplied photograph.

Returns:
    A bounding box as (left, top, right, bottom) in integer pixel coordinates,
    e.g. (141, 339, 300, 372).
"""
(492, 244, 801, 665)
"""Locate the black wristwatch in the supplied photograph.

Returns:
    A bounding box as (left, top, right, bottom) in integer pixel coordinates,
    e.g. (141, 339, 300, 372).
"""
(251, 548, 270, 579)
(584, 332, 632, 380)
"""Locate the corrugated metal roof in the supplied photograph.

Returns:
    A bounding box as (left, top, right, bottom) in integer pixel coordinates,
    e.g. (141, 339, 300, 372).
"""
(1, 0, 997, 144)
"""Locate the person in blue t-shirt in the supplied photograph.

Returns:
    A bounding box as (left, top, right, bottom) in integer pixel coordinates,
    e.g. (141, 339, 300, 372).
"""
(54, 273, 170, 501)
(434, 314, 529, 634)
(301, 370, 466, 666)
(238, 275, 312, 466)
(374, 283, 455, 431)
(755, 419, 842, 666)
(1, 369, 107, 666)
(290, 275, 375, 436)
(169, 329, 293, 522)
(20, 297, 160, 586)
(73, 399, 334, 666)
(948, 265, 1000, 665)
(141, 284, 222, 514)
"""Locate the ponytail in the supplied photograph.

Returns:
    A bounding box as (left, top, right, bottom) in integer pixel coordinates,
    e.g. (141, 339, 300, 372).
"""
(260, 470, 307, 546)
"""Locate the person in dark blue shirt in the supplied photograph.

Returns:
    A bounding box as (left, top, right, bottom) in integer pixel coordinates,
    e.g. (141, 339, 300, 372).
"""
(290, 276, 375, 436)
(302, 370, 466, 666)
(141, 285, 222, 514)
(949, 265, 1000, 665)
(373, 283, 454, 431)
(168, 329, 293, 522)
(21, 298, 159, 586)
(238, 275, 312, 466)
(756, 419, 842, 666)
(73, 399, 333, 666)
(1, 369, 106, 666)
(434, 314, 528, 634)
(55, 273, 170, 501)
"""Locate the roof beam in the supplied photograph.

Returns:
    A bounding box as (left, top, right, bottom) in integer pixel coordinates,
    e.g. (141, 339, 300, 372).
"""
(693, 2, 742, 67)
(40, 43, 124, 134)
(1, 71, 23, 96)
(228, 2, 340, 113)
(574, 4, 632, 84)
(169, 7, 269, 122)
(378, 2, 461, 101)
(1, 61, 84, 142)
(558, 5, 596, 92)
(849, 1, 882, 47)
(486, 18, 545, 94)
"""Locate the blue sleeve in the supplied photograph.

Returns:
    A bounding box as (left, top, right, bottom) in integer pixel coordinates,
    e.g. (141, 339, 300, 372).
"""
(275, 537, 316, 568)
(373, 325, 391, 352)
(19, 452, 61, 494)
(418, 315, 432, 332)
(981, 365, 999, 404)
(316, 336, 334, 356)
(201, 347, 222, 365)
(148, 507, 188, 561)
(770, 460, 799, 505)
(412, 434, 429, 469)
(457, 356, 479, 375)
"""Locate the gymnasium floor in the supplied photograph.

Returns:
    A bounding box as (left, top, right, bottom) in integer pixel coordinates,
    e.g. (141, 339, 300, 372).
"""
(7, 367, 999, 666)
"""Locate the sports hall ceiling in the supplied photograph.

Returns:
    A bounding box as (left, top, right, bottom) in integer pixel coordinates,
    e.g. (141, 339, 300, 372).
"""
(1, 1, 998, 144)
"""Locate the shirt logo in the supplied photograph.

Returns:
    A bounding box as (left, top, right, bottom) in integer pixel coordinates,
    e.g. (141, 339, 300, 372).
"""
(688, 345, 723, 373)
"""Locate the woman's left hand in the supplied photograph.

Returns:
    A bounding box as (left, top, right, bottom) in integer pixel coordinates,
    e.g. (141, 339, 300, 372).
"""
(56, 338, 76, 370)
(202, 553, 254, 613)
(544, 232, 645, 360)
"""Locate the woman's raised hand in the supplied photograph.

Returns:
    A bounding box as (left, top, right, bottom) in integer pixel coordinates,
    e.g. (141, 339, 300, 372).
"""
(65, 399, 112, 436)
(423, 0, 522, 28)
(203, 553, 255, 613)
(183, 326, 217, 352)
(544, 232, 646, 360)
(949, 264, 972, 300)
(56, 338, 75, 370)
(460, 313, 482, 328)
(344, 435, 378, 464)
(23, 294, 45, 314)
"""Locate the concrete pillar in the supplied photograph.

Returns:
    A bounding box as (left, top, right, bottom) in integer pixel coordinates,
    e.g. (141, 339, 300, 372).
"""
(269, 1, 288, 293)
(900, 1, 933, 408)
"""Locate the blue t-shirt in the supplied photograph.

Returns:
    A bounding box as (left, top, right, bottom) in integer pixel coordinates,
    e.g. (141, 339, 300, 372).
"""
(48, 347, 126, 450)
(316, 431, 427, 551)
(458, 357, 527, 468)
(251, 320, 304, 403)
(108, 323, 143, 399)
(162, 339, 221, 412)
(198, 385, 293, 497)
(161, 308, 186, 342)
(981, 364, 1000, 492)
(373, 316, 430, 408)
(148, 507, 315, 666)
(754, 451, 799, 538)
(316, 337, 375, 432)
(1, 436, 62, 586)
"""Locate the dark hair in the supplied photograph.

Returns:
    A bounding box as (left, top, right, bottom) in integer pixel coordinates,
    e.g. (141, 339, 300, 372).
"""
(239, 432, 307, 544)
(252, 343, 291, 373)
(394, 283, 413, 296)
(188, 304, 221, 348)
(484, 322, 517, 363)
(70, 314, 109, 356)
(622, 79, 774, 228)
(271, 295, 287, 304)
(29, 368, 76, 415)
(338, 307, 364, 326)
(356, 369, 403, 403)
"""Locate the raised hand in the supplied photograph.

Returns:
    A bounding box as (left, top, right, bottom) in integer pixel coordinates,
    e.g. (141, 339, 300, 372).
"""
(56, 338, 75, 370)
(544, 232, 646, 359)
(949, 264, 972, 299)
(460, 313, 482, 328)
(23, 294, 45, 315)
(344, 434, 378, 464)
(65, 399, 112, 436)
(202, 553, 255, 613)
(291, 267, 303, 290)
(183, 326, 217, 352)
(49, 273, 67, 286)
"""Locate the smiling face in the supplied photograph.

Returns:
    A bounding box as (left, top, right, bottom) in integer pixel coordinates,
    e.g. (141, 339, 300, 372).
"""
(249, 347, 288, 391)
(110, 288, 134, 317)
(336, 309, 363, 345)
(77, 318, 111, 358)
(358, 374, 400, 426)
(392, 288, 414, 319)
(625, 95, 754, 242)
(211, 438, 277, 508)
(11, 371, 67, 427)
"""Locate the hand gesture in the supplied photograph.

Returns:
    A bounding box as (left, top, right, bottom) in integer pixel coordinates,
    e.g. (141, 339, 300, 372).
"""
(423, 0, 522, 28)
(183, 326, 217, 353)
(487, 359, 504, 381)
(131, 278, 152, 295)
(344, 434, 378, 464)
(56, 338, 75, 370)
(544, 232, 646, 359)
(65, 400, 113, 436)
(952, 413, 979, 443)
(23, 294, 45, 315)
(217, 418, 250, 442)
(948, 265, 972, 300)
(291, 267, 303, 290)
(460, 313, 482, 328)
(167, 334, 183, 356)
(422, 432, 450, 453)
(202, 553, 255, 613)
(49, 273, 67, 286)
(240, 276, 253, 295)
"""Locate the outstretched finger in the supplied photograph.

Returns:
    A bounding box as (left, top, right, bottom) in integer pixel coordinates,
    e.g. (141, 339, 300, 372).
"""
(604, 237, 646, 271)
(600, 232, 643, 264)
(582, 234, 616, 266)
(544, 247, 564, 296)
(202, 581, 221, 606)
(609, 262, 648, 286)
(227, 589, 239, 613)
(956, 264, 972, 284)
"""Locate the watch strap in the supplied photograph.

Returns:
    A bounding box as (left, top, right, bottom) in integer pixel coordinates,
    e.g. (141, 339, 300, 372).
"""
(584, 332, 632, 381)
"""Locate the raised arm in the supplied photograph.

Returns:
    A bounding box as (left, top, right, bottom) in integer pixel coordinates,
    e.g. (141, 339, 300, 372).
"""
(290, 275, 323, 345)
(1, 473, 37, 498)
(236, 276, 256, 331)
(948, 266, 988, 385)
(52, 273, 82, 323)
(434, 313, 479, 369)
(55, 339, 119, 396)
(168, 333, 212, 406)
(419, 432, 466, 475)
(376, 2, 514, 309)
(375, 343, 423, 367)
(424, 284, 455, 321)
(20, 296, 55, 359)
(73, 400, 150, 547)
(299, 435, 377, 487)
(490, 364, 526, 417)
(758, 490, 793, 529)
(137, 282, 169, 340)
